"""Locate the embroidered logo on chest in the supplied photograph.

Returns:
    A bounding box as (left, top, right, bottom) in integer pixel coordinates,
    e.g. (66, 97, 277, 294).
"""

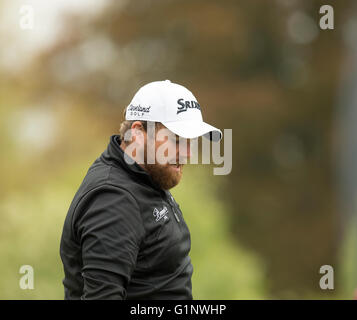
(153, 206, 169, 222)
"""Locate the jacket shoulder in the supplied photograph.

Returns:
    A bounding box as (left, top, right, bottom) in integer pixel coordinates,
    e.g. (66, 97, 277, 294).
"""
(65, 160, 140, 232)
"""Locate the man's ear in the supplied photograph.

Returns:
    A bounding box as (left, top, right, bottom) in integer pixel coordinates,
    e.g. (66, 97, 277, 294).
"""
(131, 121, 146, 144)
(131, 121, 144, 132)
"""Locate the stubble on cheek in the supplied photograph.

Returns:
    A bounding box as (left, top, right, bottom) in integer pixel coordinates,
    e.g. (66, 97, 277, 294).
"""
(143, 134, 184, 190)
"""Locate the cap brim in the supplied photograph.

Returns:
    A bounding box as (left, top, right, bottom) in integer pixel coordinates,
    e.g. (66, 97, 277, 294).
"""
(161, 120, 222, 142)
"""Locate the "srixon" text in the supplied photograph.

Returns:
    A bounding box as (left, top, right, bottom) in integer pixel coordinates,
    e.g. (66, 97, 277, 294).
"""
(177, 98, 201, 114)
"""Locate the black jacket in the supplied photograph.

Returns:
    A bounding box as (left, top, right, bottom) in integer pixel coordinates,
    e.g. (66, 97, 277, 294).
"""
(60, 135, 193, 300)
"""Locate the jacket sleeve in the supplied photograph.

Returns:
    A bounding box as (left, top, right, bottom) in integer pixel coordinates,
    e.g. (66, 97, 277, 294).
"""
(74, 186, 145, 300)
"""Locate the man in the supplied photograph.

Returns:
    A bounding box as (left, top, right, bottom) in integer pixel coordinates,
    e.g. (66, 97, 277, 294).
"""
(60, 80, 222, 299)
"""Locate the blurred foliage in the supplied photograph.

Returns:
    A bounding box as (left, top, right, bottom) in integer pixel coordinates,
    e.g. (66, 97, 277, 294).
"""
(1, 0, 357, 299)
(338, 216, 357, 298)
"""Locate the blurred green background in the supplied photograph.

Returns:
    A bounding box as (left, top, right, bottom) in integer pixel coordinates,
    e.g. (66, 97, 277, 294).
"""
(1, 0, 357, 299)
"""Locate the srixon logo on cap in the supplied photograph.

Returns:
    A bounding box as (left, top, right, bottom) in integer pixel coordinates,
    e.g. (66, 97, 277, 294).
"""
(177, 98, 201, 114)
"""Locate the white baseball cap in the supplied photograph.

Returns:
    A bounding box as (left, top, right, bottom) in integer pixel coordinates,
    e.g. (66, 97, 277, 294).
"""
(125, 80, 222, 141)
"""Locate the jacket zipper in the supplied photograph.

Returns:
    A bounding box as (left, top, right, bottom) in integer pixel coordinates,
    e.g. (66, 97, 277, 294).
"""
(166, 193, 180, 223)
(173, 209, 180, 223)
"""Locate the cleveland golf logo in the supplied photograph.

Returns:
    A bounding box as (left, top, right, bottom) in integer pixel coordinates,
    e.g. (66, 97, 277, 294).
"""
(153, 206, 169, 222)
(177, 98, 201, 114)
(128, 104, 151, 117)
